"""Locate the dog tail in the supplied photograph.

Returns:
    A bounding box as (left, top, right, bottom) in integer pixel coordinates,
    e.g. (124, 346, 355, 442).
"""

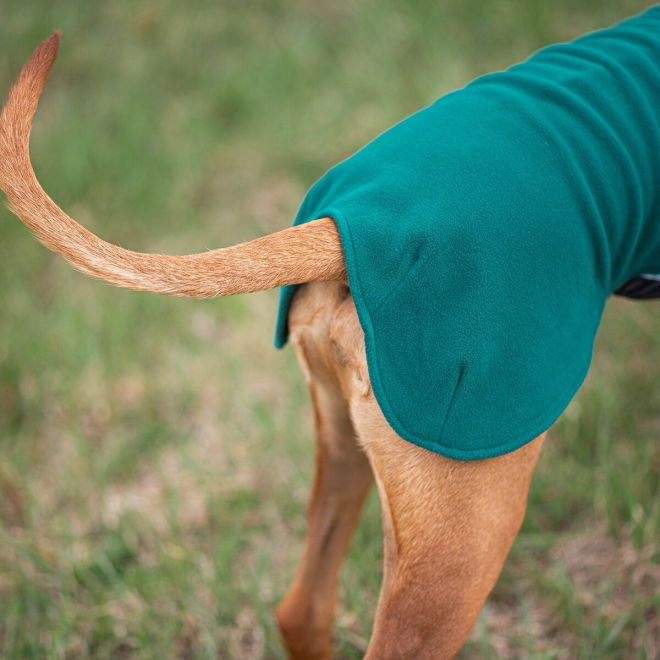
(0, 33, 345, 297)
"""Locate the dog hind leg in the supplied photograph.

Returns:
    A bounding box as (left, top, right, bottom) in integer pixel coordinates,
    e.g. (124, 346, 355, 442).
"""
(317, 283, 546, 658)
(282, 282, 545, 658)
(353, 398, 545, 659)
(277, 283, 374, 659)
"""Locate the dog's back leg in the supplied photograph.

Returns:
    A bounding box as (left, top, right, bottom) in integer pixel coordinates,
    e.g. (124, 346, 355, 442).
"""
(277, 282, 374, 659)
(281, 282, 544, 658)
(316, 286, 546, 659)
(353, 396, 545, 659)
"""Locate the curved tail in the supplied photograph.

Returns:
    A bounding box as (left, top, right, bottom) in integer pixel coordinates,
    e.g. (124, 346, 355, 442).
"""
(0, 33, 345, 297)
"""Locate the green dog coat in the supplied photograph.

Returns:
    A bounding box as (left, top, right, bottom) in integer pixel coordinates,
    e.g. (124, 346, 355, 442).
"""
(275, 7, 660, 460)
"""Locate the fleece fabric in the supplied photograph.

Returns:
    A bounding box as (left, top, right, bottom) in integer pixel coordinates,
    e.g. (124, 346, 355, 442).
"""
(275, 7, 660, 460)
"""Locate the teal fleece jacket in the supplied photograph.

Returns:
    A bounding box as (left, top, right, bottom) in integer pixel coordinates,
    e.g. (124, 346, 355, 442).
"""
(275, 7, 660, 460)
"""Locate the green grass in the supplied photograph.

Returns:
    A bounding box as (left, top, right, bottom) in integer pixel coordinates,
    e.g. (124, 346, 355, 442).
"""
(0, 0, 657, 657)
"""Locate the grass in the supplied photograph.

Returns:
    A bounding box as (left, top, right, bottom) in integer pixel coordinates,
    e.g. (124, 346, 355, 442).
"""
(0, 0, 657, 657)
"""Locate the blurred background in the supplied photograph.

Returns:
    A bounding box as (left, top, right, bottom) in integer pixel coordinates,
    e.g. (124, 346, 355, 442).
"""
(0, 0, 657, 657)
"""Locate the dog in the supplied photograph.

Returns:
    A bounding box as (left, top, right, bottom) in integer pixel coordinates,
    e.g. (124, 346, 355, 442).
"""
(1, 12, 658, 658)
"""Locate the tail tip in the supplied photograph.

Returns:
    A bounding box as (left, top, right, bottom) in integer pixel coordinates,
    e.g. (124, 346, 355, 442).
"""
(7, 30, 63, 113)
(33, 30, 62, 66)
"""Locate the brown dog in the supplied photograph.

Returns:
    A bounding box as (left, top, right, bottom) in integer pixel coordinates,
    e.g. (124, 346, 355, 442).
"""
(1, 35, 547, 659)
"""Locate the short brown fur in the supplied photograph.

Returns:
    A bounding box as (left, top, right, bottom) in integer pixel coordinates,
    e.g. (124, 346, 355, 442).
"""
(1, 36, 546, 658)
(0, 34, 345, 298)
